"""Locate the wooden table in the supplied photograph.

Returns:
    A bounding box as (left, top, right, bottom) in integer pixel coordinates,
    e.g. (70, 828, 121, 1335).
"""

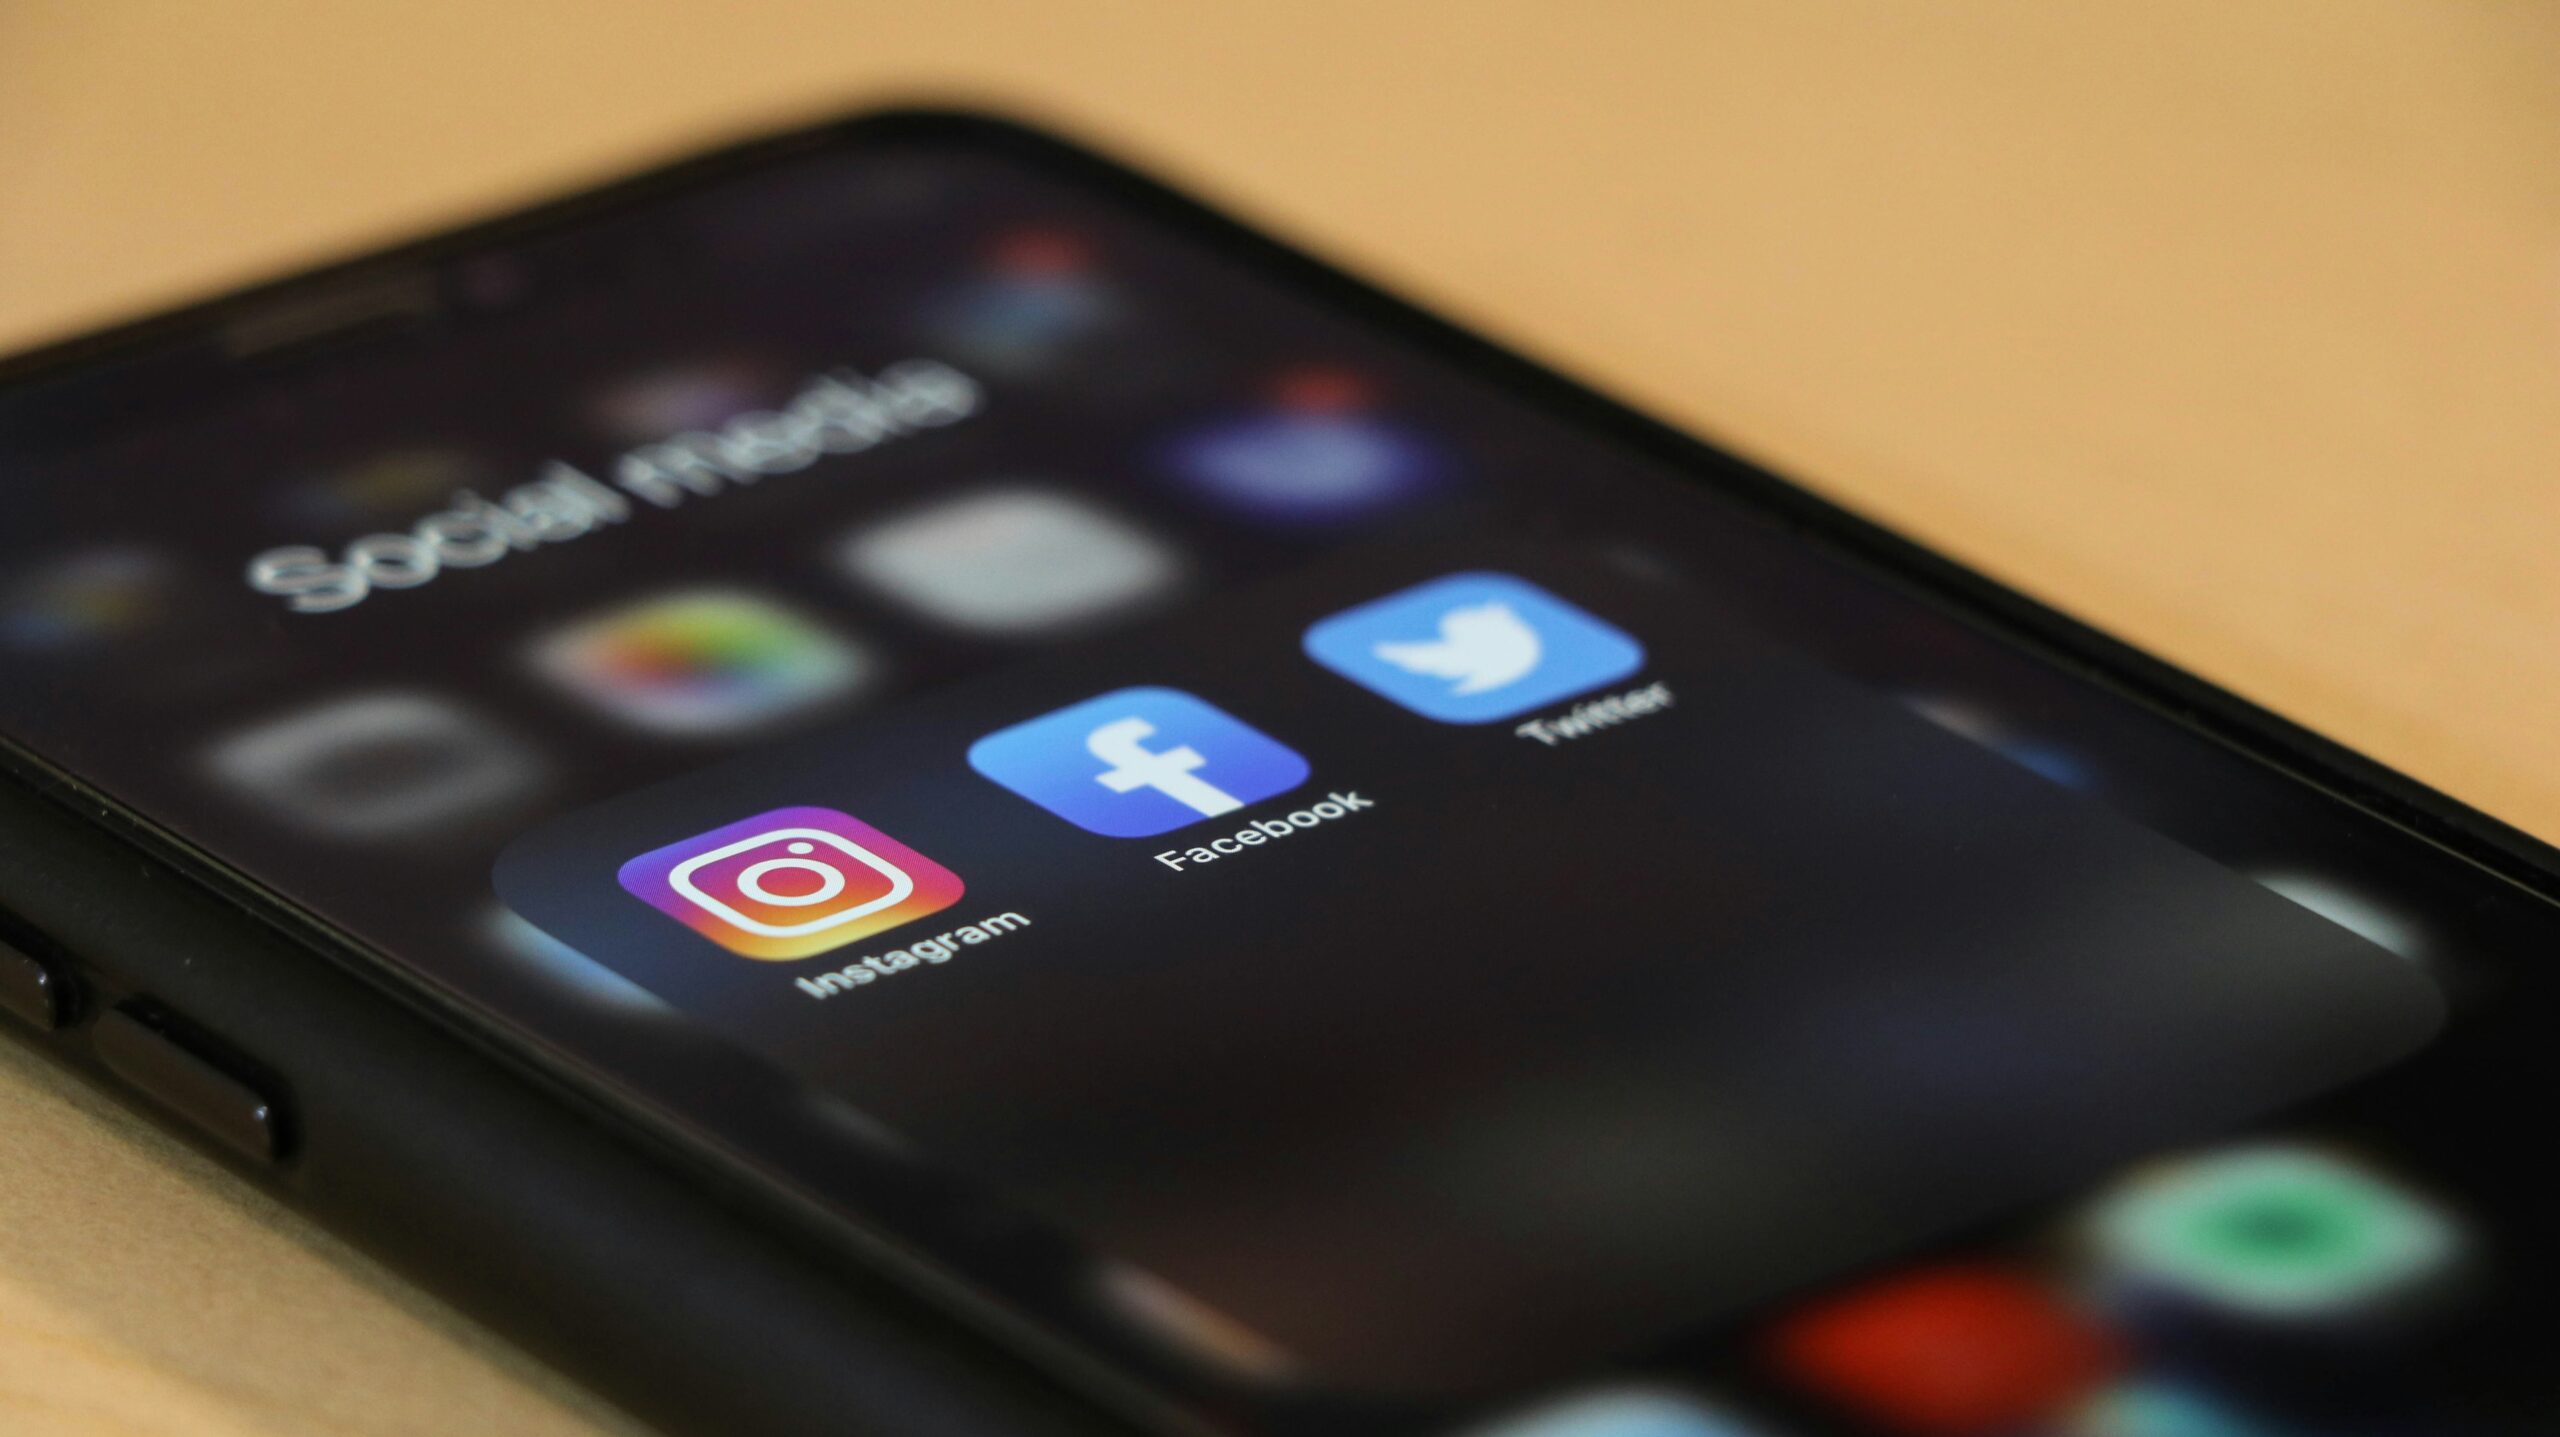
(3, 2, 2554, 1430)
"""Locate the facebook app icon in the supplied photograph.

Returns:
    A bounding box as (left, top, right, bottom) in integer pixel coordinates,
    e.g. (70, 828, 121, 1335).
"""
(968, 687, 1312, 838)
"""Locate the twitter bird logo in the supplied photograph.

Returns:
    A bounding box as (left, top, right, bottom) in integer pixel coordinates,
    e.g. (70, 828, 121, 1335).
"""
(1304, 571, 1645, 723)
(1372, 600, 1544, 695)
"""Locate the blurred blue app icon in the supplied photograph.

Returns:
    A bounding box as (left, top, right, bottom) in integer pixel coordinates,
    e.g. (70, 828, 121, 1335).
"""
(970, 687, 1309, 838)
(926, 228, 1118, 375)
(1305, 572, 1644, 724)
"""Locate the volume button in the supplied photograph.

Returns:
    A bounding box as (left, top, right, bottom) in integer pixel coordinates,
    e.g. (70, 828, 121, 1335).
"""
(91, 1006, 284, 1163)
(0, 935, 66, 1030)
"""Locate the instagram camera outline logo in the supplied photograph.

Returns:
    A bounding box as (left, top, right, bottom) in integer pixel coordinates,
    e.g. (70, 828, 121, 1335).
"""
(620, 806, 963, 960)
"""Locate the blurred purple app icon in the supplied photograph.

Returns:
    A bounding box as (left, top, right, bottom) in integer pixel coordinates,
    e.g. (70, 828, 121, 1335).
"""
(1162, 365, 1446, 523)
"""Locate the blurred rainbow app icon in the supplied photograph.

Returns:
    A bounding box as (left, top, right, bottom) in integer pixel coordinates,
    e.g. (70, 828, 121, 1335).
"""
(620, 806, 965, 961)
(530, 590, 873, 736)
(1304, 572, 1644, 724)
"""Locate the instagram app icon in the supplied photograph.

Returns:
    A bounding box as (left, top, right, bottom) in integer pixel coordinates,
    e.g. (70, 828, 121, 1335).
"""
(619, 806, 964, 960)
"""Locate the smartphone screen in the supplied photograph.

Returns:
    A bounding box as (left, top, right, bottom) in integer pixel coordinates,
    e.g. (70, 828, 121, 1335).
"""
(2, 119, 2553, 1435)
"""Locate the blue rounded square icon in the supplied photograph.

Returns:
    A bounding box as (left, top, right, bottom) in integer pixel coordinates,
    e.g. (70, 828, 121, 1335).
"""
(969, 686, 1311, 838)
(1304, 572, 1645, 724)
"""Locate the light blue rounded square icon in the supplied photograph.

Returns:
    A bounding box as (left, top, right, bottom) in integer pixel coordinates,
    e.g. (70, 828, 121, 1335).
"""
(1303, 572, 1645, 724)
(968, 686, 1311, 838)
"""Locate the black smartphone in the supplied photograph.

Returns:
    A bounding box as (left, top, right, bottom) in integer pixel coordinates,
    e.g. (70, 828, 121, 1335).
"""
(5, 110, 2556, 1437)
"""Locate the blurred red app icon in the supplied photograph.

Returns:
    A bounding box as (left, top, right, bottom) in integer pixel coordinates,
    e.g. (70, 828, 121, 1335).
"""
(1769, 1266, 2121, 1435)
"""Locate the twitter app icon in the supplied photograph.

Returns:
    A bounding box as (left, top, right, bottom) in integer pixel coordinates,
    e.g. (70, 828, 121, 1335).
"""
(1304, 572, 1645, 723)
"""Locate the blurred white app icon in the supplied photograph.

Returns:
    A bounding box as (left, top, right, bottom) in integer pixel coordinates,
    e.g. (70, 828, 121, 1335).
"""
(207, 692, 540, 838)
(840, 487, 1179, 636)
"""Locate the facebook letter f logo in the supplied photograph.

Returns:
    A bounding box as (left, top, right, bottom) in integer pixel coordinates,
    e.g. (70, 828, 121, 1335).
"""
(971, 687, 1310, 838)
(1088, 718, 1242, 818)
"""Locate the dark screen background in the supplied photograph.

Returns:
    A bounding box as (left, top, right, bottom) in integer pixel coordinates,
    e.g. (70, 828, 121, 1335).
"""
(4, 134, 2556, 1435)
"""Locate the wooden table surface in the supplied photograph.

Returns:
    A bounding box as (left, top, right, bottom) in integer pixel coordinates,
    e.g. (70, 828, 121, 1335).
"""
(3, 3, 2555, 1431)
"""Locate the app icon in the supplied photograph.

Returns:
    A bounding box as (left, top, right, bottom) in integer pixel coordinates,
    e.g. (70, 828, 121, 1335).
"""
(587, 356, 783, 443)
(619, 806, 965, 960)
(840, 487, 1180, 637)
(2088, 1146, 2459, 1320)
(924, 228, 1119, 376)
(1304, 572, 1645, 723)
(969, 687, 1310, 838)
(206, 692, 540, 838)
(529, 590, 874, 737)
(1464, 1387, 1773, 1437)
(0, 546, 174, 652)
(1769, 1266, 2122, 1435)
(1162, 366, 1444, 522)
(277, 446, 490, 529)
